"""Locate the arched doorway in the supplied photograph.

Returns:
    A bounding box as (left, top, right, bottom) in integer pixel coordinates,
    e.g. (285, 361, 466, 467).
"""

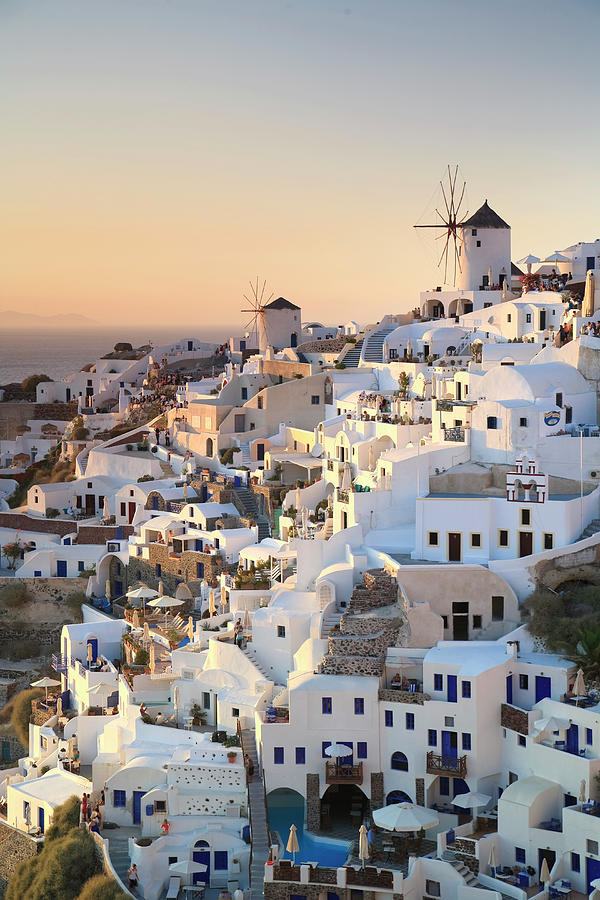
(206, 438, 214, 457)
(320, 784, 368, 830)
(386, 790, 412, 805)
(267, 788, 304, 852)
(390, 751, 409, 771)
(193, 839, 210, 885)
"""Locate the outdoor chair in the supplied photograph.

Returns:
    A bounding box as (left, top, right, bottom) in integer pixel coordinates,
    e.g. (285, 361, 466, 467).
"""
(166, 876, 181, 899)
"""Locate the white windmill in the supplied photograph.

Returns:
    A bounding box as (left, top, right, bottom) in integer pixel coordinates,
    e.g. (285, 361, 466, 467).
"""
(241, 277, 274, 354)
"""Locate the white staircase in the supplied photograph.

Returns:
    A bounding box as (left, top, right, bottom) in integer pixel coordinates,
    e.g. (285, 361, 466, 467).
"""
(361, 325, 397, 363)
(239, 442, 252, 465)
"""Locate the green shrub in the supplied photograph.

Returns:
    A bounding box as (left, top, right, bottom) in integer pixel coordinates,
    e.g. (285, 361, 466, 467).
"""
(46, 508, 60, 519)
(7, 826, 101, 900)
(134, 648, 149, 666)
(45, 795, 81, 842)
(76, 874, 130, 900)
(67, 591, 86, 623)
(334, 362, 346, 369)
(0, 582, 29, 609)
(137, 474, 154, 483)
(126, 444, 133, 451)
(0, 687, 44, 746)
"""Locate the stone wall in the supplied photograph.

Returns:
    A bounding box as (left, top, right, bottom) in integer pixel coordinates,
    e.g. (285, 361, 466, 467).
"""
(320, 655, 385, 677)
(500, 703, 529, 735)
(415, 778, 424, 806)
(77, 524, 134, 544)
(33, 401, 78, 421)
(147, 542, 229, 582)
(126, 558, 201, 602)
(306, 773, 320, 831)
(370, 771, 384, 812)
(0, 513, 73, 535)
(0, 821, 38, 897)
(378, 688, 431, 706)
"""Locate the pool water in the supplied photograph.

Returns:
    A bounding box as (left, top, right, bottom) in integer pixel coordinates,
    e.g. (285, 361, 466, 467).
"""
(267, 790, 350, 867)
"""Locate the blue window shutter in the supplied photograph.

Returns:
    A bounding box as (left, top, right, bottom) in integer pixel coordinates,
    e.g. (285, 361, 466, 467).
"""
(214, 851, 228, 870)
(385, 710, 393, 727)
(295, 747, 306, 764)
(274, 747, 284, 764)
(357, 742, 367, 759)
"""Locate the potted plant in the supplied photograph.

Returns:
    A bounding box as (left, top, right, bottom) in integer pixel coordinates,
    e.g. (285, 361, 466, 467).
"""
(227, 750, 237, 764)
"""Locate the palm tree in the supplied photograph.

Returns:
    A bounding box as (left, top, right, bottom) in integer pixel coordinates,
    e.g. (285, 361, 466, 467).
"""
(564, 625, 600, 681)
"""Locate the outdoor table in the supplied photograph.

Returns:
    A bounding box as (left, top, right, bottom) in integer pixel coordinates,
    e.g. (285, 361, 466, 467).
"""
(550, 883, 571, 896)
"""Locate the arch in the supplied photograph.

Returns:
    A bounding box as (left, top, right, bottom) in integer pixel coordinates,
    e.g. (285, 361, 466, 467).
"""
(452, 778, 469, 799)
(386, 790, 412, 805)
(391, 751, 408, 771)
(206, 437, 214, 457)
(194, 839, 210, 848)
(514, 478, 525, 501)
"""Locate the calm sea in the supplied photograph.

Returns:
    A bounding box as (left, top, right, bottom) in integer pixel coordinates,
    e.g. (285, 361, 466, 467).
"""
(0, 327, 228, 385)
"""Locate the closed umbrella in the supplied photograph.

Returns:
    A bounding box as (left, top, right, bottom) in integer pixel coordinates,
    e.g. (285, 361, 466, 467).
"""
(132, 609, 140, 629)
(540, 857, 551, 884)
(188, 616, 194, 642)
(373, 802, 439, 833)
(369, 443, 375, 471)
(488, 266, 493, 288)
(220, 588, 228, 610)
(296, 485, 302, 514)
(158, 580, 165, 596)
(574, 667, 587, 704)
(209, 590, 216, 617)
(286, 824, 300, 864)
(579, 779, 587, 805)
(31, 676, 61, 700)
(143, 621, 150, 643)
(87, 643, 94, 666)
(358, 824, 369, 869)
(149, 643, 156, 673)
(583, 271, 595, 318)
(102, 496, 110, 519)
(487, 844, 498, 875)
(406, 338, 413, 359)
(341, 463, 352, 492)
(183, 481, 188, 501)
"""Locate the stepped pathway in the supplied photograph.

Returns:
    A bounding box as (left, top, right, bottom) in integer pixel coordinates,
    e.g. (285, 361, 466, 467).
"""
(159, 460, 175, 477)
(241, 644, 271, 680)
(578, 518, 600, 542)
(233, 485, 271, 540)
(105, 827, 139, 897)
(341, 338, 364, 368)
(361, 325, 396, 363)
(321, 606, 343, 638)
(241, 728, 270, 900)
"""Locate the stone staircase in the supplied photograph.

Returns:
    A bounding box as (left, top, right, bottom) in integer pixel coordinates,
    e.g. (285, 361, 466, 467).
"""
(361, 325, 396, 363)
(159, 460, 175, 477)
(239, 442, 252, 465)
(341, 338, 364, 368)
(240, 728, 270, 900)
(320, 606, 343, 638)
(106, 829, 138, 896)
(233, 486, 271, 540)
(241, 645, 271, 680)
(578, 518, 600, 542)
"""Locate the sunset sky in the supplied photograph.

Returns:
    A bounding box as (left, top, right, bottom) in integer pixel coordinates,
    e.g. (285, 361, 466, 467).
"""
(1, 0, 599, 331)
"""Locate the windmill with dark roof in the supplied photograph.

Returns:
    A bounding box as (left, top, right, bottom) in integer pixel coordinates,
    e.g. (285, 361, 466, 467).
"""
(241, 278, 302, 353)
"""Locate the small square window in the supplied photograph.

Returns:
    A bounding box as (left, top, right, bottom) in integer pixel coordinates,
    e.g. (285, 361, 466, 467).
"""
(274, 747, 284, 764)
(462, 733, 471, 750)
(444, 716, 455, 727)
(472, 615, 482, 629)
(78, 561, 85, 572)
(471, 228, 477, 236)
(498, 529, 509, 548)
(113, 790, 126, 807)
(476, 240, 481, 247)
(434, 674, 443, 691)
(470, 533, 481, 548)
(156, 800, 167, 813)
(462, 681, 471, 698)
(428, 531, 439, 547)
(385, 710, 393, 727)
(295, 747, 306, 764)
(322, 697, 332, 714)
(311, 395, 320, 405)
(515, 847, 526, 863)
(526, 313, 531, 323)
(277, 625, 286, 638)
(519, 674, 529, 690)
(519, 417, 528, 427)
(587, 839, 598, 855)
(521, 508, 531, 526)
(232, 707, 239, 718)
(426, 881, 441, 898)
(518, 735, 526, 747)
(405, 712, 415, 730)
(257, 396, 263, 409)
(428, 729, 437, 746)
(555, 392, 563, 407)
(354, 697, 364, 715)
(543, 533, 553, 550)
(168, 855, 178, 865)
(487, 416, 498, 430)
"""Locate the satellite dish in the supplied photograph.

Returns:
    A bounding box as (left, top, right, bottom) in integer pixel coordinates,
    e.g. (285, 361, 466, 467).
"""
(311, 443, 323, 458)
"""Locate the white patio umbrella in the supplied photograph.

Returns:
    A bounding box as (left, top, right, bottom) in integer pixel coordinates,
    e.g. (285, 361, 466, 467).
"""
(373, 802, 439, 833)
(31, 677, 61, 700)
(590, 889, 600, 900)
(487, 844, 498, 875)
(286, 823, 300, 864)
(542, 251, 569, 265)
(324, 742, 352, 759)
(127, 585, 158, 601)
(452, 791, 491, 819)
(148, 594, 185, 625)
(517, 253, 541, 274)
(87, 682, 114, 707)
(359, 824, 369, 869)
(540, 857, 551, 884)
(149, 643, 156, 673)
(591, 878, 600, 890)
(169, 860, 207, 880)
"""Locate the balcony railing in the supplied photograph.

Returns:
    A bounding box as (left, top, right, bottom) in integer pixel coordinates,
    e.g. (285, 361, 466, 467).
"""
(51, 653, 68, 674)
(444, 426, 466, 443)
(325, 761, 363, 784)
(337, 489, 350, 504)
(426, 751, 467, 777)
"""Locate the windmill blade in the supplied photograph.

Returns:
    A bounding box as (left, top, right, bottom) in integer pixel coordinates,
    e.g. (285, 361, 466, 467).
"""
(440, 182, 451, 222)
(454, 181, 467, 220)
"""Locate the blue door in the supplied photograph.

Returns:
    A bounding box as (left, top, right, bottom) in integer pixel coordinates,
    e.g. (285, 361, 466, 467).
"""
(566, 724, 579, 755)
(193, 847, 210, 884)
(114, 580, 123, 597)
(535, 676, 552, 702)
(86, 639, 98, 663)
(133, 791, 145, 825)
(441, 731, 458, 760)
(56, 560, 67, 577)
(506, 674, 513, 704)
(38, 807, 45, 834)
(153, 496, 159, 510)
(234, 476, 241, 487)
(587, 857, 600, 893)
(60, 689, 71, 710)
(447, 675, 457, 703)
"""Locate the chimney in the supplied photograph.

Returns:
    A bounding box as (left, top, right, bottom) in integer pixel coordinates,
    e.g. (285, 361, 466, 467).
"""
(506, 640, 519, 658)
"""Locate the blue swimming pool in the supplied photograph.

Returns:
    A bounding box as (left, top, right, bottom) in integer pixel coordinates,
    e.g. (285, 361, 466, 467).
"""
(267, 790, 350, 867)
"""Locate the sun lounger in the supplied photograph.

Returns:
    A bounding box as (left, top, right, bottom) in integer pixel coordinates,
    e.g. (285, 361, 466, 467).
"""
(166, 876, 181, 899)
